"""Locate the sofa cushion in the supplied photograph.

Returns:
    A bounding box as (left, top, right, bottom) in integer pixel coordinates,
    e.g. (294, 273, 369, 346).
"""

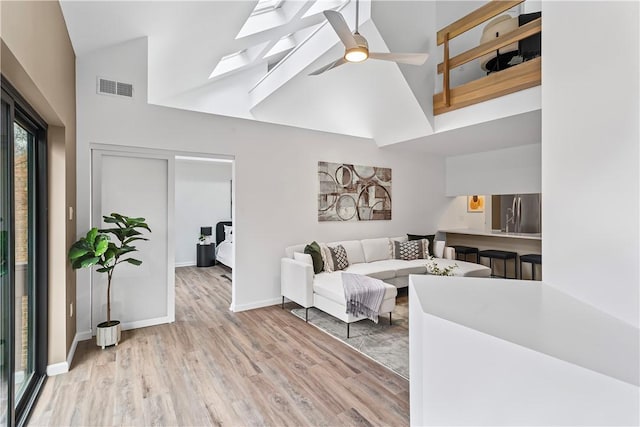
(343, 262, 396, 280)
(329, 240, 366, 264)
(313, 272, 397, 305)
(408, 233, 435, 256)
(361, 259, 428, 276)
(328, 245, 349, 271)
(285, 244, 306, 259)
(391, 239, 429, 260)
(361, 238, 391, 263)
(376, 259, 428, 276)
(319, 243, 334, 272)
(304, 241, 324, 274)
(293, 252, 313, 266)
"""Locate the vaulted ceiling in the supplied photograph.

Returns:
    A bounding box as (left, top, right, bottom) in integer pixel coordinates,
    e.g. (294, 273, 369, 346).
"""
(60, 0, 541, 154)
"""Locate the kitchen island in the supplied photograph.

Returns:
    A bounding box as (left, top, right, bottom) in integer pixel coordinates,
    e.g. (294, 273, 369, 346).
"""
(439, 228, 542, 279)
(408, 275, 638, 426)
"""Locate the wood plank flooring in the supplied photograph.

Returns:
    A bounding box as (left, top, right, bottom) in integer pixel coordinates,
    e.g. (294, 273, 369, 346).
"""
(29, 266, 409, 426)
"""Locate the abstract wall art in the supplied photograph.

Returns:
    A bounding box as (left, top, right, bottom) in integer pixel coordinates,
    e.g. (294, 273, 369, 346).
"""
(318, 161, 392, 221)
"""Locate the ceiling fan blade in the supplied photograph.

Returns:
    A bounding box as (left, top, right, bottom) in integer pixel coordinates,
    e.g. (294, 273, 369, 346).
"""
(309, 57, 348, 76)
(369, 52, 429, 66)
(323, 10, 358, 50)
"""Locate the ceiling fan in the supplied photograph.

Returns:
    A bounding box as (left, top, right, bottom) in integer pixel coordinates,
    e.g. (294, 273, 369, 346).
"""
(310, 0, 429, 76)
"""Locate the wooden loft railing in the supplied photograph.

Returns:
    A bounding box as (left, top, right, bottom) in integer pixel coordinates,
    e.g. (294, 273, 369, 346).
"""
(434, 0, 541, 115)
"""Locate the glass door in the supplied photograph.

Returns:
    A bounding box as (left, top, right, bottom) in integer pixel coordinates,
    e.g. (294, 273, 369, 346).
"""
(12, 121, 35, 407)
(1, 79, 48, 427)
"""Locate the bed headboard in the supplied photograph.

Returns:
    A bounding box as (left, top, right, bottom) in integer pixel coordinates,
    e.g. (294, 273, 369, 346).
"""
(216, 221, 232, 246)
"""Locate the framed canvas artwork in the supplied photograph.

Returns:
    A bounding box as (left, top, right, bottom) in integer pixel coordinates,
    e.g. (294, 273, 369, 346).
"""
(318, 161, 391, 221)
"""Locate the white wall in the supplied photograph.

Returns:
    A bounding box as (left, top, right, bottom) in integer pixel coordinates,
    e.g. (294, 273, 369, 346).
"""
(542, 1, 639, 328)
(75, 37, 449, 334)
(445, 143, 541, 196)
(175, 160, 232, 266)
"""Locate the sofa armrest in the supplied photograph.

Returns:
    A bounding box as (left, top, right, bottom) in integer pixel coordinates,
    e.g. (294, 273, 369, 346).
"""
(443, 246, 456, 260)
(281, 258, 314, 308)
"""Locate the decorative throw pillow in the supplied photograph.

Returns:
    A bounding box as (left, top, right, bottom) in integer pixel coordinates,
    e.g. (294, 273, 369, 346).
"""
(407, 233, 435, 256)
(328, 245, 349, 271)
(304, 241, 324, 274)
(293, 252, 313, 267)
(318, 243, 334, 272)
(393, 239, 429, 261)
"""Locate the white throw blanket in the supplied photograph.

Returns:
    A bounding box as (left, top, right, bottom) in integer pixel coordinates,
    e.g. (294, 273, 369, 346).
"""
(341, 273, 386, 323)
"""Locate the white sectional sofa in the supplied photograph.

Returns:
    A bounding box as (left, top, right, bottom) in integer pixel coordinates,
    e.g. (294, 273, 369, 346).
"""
(281, 236, 490, 336)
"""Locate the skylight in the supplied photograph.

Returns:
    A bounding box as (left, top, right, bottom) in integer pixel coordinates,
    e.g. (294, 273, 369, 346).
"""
(250, 0, 285, 17)
(220, 49, 246, 61)
(209, 49, 249, 79)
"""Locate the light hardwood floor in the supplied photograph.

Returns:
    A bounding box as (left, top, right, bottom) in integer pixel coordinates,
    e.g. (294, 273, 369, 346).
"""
(29, 266, 409, 426)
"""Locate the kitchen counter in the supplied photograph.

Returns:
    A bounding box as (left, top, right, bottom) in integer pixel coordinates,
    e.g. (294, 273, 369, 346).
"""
(439, 228, 542, 279)
(440, 228, 541, 240)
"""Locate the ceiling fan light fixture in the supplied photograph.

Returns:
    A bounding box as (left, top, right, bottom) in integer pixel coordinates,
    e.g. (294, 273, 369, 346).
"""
(345, 46, 369, 63)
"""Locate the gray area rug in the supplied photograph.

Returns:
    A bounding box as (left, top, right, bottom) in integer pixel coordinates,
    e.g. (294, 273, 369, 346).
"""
(291, 291, 409, 379)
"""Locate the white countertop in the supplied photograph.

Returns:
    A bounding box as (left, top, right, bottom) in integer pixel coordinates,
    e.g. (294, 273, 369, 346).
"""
(409, 275, 639, 386)
(440, 228, 542, 240)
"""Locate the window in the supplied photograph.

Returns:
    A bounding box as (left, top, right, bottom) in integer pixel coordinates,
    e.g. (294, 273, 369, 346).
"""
(250, 0, 284, 16)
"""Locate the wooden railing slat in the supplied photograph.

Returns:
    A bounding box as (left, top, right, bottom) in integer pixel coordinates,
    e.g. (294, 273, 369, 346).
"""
(437, 17, 541, 74)
(443, 34, 450, 107)
(436, 0, 524, 45)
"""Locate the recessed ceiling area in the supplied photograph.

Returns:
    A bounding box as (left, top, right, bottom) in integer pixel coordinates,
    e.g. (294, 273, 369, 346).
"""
(60, 0, 540, 154)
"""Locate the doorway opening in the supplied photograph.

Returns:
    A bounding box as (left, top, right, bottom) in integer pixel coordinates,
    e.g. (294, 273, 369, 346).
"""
(174, 155, 235, 307)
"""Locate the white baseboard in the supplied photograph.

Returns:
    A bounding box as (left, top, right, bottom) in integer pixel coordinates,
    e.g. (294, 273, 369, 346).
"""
(121, 316, 171, 331)
(46, 332, 83, 376)
(66, 333, 80, 368)
(175, 261, 195, 267)
(46, 361, 68, 376)
(77, 317, 172, 339)
(231, 297, 281, 312)
(77, 330, 93, 341)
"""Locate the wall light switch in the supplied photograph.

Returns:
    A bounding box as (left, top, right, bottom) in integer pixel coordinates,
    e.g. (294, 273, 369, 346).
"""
(70, 302, 73, 318)
(68, 206, 74, 221)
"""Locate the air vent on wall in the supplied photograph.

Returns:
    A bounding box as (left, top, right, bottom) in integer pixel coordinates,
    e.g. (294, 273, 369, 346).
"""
(97, 77, 133, 98)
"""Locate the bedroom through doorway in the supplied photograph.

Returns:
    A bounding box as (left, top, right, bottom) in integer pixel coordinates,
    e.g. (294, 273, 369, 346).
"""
(174, 155, 234, 289)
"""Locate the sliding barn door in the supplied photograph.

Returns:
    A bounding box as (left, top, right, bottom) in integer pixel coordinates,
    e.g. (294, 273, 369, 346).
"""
(91, 149, 174, 332)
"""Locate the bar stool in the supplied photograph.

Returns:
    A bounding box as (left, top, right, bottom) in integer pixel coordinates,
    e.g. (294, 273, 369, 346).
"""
(520, 254, 542, 280)
(451, 245, 479, 263)
(478, 249, 518, 278)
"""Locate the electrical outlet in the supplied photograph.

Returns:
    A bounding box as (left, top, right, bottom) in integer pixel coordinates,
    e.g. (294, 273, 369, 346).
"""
(70, 302, 73, 318)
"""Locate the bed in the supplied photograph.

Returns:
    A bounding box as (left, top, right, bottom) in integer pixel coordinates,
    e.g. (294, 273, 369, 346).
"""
(215, 221, 233, 269)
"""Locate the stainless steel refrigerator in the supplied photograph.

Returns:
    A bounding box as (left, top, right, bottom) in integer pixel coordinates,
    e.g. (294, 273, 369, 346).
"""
(499, 193, 541, 233)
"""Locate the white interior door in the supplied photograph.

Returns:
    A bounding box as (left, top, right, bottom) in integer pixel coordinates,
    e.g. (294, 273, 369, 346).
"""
(91, 148, 174, 331)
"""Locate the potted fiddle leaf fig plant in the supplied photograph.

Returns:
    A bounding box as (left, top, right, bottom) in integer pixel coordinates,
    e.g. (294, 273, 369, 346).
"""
(68, 213, 151, 348)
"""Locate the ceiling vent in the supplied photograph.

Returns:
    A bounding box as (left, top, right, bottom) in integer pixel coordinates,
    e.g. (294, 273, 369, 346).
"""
(97, 77, 133, 98)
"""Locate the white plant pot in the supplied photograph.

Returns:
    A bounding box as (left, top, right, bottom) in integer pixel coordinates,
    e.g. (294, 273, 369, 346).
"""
(96, 320, 121, 349)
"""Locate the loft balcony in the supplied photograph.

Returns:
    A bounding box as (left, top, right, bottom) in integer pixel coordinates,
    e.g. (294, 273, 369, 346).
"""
(433, 0, 541, 116)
